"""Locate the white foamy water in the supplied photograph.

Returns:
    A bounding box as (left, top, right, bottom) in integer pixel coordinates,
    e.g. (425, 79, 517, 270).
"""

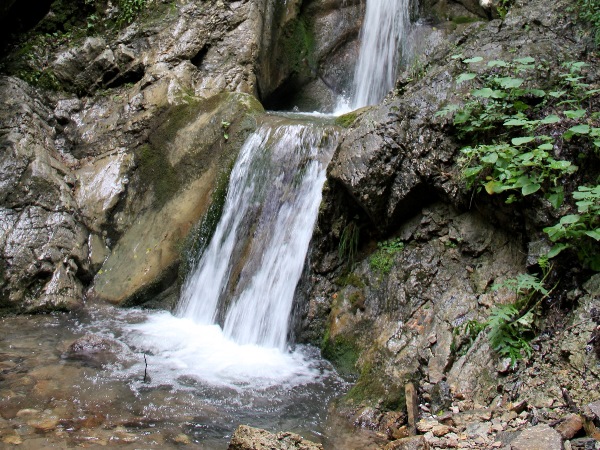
(120, 310, 323, 390)
(350, 0, 413, 109)
(177, 119, 339, 351)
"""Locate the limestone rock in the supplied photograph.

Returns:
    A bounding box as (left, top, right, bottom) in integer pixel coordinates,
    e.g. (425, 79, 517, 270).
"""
(0, 76, 89, 312)
(228, 425, 323, 450)
(90, 93, 264, 306)
(555, 413, 584, 440)
(510, 424, 563, 450)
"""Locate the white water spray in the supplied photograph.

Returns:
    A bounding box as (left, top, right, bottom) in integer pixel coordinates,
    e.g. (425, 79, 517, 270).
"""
(350, 0, 412, 109)
(177, 119, 338, 351)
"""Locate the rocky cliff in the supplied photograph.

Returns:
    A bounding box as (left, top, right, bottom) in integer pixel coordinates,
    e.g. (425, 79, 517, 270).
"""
(1, 0, 599, 448)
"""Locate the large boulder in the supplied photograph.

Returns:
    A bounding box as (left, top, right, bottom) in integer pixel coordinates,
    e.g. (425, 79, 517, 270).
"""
(89, 92, 264, 306)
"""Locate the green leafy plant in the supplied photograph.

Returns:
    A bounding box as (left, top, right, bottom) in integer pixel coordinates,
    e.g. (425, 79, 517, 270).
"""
(576, 0, 600, 45)
(456, 263, 553, 363)
(221, 121, 231, 140)
(544, 185, 600, 270)
(117, 0, 147, 25)
(438, 57, 599, 207)
(369, 238, 404, 275)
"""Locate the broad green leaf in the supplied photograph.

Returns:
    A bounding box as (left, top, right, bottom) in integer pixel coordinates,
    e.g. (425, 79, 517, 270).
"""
(560, 214, 581, 224)
(522, 183, 541, 195)
(547, 243, 570, 258)
(548, 91, 566, 98)
(495, 77, 524, 89)
(585, 230, 600, 241)
(540, 114, 560, 124)
(514, 56, 535, 64)
(488, 60, 508, 67)
(564, 109, 586, 119)
(538, 143, 553, 150)
(457, 72, 477, 84)
(484, 180, 505, 195)
(481, 152, 499, 164)
(549, 160, 573, 170)
(568, 124, 590, 135)
(527, 89, 546, 97)
(547, 190, 564, 209)
(472, 87, 504, 98)
(504, 118, 529, 126)
(451, 54, 464, 59)
(511, 136, 535, 145)
(463, 166, 483, 178)
(463, 56, 483, 63)
(576, 200, 594, 213)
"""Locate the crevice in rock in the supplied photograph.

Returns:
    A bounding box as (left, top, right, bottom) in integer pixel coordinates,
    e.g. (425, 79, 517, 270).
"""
(104, 64, 145, 89)
(190, 44, 210, 68)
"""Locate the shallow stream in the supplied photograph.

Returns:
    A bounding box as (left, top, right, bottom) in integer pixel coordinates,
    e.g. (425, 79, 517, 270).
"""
(0, 302, 368, 449)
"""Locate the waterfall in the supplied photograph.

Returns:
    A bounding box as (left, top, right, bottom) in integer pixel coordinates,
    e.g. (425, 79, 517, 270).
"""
(351, 0, 412, 109)
(177, 117, 338, 350)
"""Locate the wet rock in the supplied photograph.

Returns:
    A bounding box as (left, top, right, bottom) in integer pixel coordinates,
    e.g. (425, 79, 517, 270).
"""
(64, 334, 134, 368)
(0, 76, 89, 313)
(228, 425, 323, 450)
(90, 93, 264, 306)
(27, 416, 59, 432)
(509, 424, 563, 450)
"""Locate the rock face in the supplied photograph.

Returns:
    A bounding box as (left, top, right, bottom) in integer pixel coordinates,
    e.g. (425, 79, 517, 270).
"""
(295, 0, 599, 428)
(228, 425, 323, 450)
(0, 77, 89, 313)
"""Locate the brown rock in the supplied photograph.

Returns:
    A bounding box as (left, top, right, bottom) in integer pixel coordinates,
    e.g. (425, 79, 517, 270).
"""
(406, 383, 419, 436)
(432, 424, 451, 437)
(555, 413, 583, 440)
(384, 435, 430, 450)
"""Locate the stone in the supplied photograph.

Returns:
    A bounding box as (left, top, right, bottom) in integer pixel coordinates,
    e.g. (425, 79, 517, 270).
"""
(510, 424, 563, 450)
(555, 414, 584, 440)
(406, 382, 419, 435)
(432, 424, 451, 437)
(228, 425, 323, 450)
(384, 435, 430, 450)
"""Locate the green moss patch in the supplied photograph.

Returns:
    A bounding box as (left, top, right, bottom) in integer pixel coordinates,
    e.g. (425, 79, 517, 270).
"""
(321, 329, 360, 377)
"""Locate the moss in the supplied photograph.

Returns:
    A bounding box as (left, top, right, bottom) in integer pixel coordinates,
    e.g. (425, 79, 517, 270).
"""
(336, 272, 365, 288)
(178, 160, 234, 283)
(135, 143, 180, 207)
(346, 360, 409, 411)
(451, 16, 482, 25)
(348, 291, 366, 313)
(280, 15, 316, 76)
(335, 112, 358, 128)
(321, 329, 360, 377)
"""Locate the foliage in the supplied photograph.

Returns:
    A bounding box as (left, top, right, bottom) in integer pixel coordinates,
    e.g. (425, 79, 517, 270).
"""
(437, 57, 600, 205)
(339, 221, 360, 265)
(369, 238, 404, 275)
(576, 0, 600, 45)
(117, 0, 148, 25)
(543, 185, 600, 270)
(456, 263, 552, 363)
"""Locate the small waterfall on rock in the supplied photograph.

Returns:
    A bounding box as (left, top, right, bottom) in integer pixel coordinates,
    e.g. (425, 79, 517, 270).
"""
(177, 117, 338, 350)
(351, 0, 413, 109)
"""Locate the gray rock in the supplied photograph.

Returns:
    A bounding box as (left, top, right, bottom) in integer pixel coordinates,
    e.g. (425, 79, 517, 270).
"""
(228, 425, 323, 450)
(510, 424, 562, 450)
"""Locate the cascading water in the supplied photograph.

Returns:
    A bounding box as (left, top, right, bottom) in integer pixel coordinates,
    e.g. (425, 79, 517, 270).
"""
(350, 0, 413, 109)
(177, 117, 338, 350)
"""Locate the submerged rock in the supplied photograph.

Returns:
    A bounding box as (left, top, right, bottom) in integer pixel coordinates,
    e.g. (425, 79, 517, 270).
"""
(228, 425, 323, 450)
